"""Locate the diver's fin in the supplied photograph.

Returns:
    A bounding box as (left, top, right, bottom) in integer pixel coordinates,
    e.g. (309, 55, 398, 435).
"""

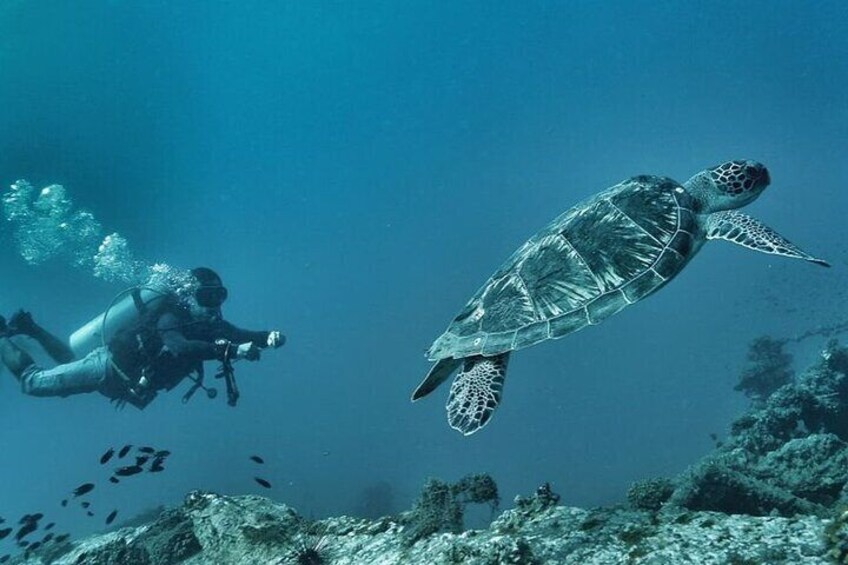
(446, 353, 509, 436)
(0, 337, 35, 379)
(705, 211, 829, 267)
(411, 357, 461, 401)
(10, 311, 75, 363)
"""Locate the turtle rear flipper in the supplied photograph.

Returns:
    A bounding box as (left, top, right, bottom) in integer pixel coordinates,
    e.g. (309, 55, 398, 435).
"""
(412, 358, 461, 401)
(447, 354, 509, 435)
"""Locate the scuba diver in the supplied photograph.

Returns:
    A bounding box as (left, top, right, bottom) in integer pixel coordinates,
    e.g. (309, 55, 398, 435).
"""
(0, 267, 284, 409)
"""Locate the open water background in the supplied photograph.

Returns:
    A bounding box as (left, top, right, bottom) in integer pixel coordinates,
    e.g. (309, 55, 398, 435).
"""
(0, 0, 846, 541)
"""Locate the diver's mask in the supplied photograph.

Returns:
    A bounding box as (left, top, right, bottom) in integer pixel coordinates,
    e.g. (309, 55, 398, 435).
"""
(190, 267, 229, 316)
(195, 284, 228, 309)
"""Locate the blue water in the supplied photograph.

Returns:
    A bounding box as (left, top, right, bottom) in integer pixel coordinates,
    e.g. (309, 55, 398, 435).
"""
(0, 0, 846, 543)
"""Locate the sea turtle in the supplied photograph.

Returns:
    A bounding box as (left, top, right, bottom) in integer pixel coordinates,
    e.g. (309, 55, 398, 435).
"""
(412, 160, 828, 436)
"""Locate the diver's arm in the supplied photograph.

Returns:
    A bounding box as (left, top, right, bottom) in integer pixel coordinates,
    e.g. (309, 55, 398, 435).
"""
(156, 311, 220, 360)
(217, 321, 280, 348)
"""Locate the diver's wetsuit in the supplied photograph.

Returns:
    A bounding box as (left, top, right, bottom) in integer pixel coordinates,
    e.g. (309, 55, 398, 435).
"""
(144, 307, 270, 391)
(18, 302, 271, 406)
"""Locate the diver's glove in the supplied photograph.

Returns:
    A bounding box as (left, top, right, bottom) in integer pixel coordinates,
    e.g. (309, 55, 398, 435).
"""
(235, 342, 261, 361)
(215, 339, 261, 361)
(266, 331, 285, 349)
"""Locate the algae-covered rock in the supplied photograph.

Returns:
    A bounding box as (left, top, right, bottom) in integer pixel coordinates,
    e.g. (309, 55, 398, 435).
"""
(825, 507, 848, 564)
(671, 341, 848, 517)
(627, 477, 675, 511)
(5, 484, 832, 565)
(399, 473, 499, 546)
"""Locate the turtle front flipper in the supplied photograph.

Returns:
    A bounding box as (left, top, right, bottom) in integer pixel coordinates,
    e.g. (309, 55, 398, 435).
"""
(705, 211, 829, 267)
(446, 354, 509, 435)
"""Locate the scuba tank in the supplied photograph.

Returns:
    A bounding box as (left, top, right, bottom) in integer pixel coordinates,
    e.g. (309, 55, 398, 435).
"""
(69, 286, 171, 358)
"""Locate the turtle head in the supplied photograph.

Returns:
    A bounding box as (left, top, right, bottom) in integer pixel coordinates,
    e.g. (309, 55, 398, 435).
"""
(683, 160, 770, 212)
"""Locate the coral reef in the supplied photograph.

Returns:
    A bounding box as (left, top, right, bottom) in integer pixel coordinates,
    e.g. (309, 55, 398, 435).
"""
(6, 487, 831, 564)
(670, 340, 848, 516)
(627, 477, 674, 511)
(825, 507, 848, 564)
(399, 473, 499, 546)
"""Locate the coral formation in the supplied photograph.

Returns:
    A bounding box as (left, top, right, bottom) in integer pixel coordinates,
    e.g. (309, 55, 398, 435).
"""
(734, 335, 794, 404)
(400, 473, 499, 546)
(627, 477, 674, 511)
(3, 486, 833, 564)
(671, 340, 848, 516)
(825, 507, 848, 564)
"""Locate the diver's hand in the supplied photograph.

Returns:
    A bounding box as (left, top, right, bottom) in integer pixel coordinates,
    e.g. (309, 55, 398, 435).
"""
(235, 342, 261, 361)
(215, 339, 261, 361)
(266, 331, 285, 349)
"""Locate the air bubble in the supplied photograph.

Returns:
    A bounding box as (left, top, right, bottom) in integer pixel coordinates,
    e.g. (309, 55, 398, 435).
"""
(2, 180, 191, 299)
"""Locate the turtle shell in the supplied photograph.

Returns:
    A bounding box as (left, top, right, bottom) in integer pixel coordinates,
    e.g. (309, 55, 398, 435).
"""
(428, 176, 699, 360)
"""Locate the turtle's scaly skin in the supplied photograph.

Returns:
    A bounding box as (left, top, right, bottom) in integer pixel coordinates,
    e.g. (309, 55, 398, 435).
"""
(429, 176, 699, 361)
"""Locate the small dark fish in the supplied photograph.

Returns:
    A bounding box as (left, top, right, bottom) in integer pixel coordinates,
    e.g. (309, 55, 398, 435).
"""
(105, 510, 118, 525)
(0, 528, 11, 540)
(0, 517, 4, 524)
(81, 502, 90, 509)
(115, 465, 143, 477)
(27, 541, 41, 552)
(41, 532, 53, 543)
(54, 533, 70, 543)
(149, 458, 165, 473)
(86, 511, 94, 517)
(249, 455, 264, 464)
(17, 513, 40, 525)
(15, 521, 36, 541)
(18, 540, 28, 547)
(254, 477, 272, 489)
(0, 554, 8, 563)
(137, 446, 156, 454)
(154, 450, 171, 458)
(118, 444, 132, 458)
(135, 455, 150, 466)
(61, 499, 68, 507)
(73, 483, 95, 497)
(109, 477, 120, 484)
(100, 447, 115, 465)
(44, 522, 54, 531)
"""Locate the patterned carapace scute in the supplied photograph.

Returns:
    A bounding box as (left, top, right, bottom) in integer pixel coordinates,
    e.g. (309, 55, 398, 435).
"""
(429, 176, 699, 360)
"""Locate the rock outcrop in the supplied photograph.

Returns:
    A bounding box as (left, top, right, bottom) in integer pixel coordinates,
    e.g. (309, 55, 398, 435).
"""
(669, 341, 848, 517)
(7, 485, 837, 565)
